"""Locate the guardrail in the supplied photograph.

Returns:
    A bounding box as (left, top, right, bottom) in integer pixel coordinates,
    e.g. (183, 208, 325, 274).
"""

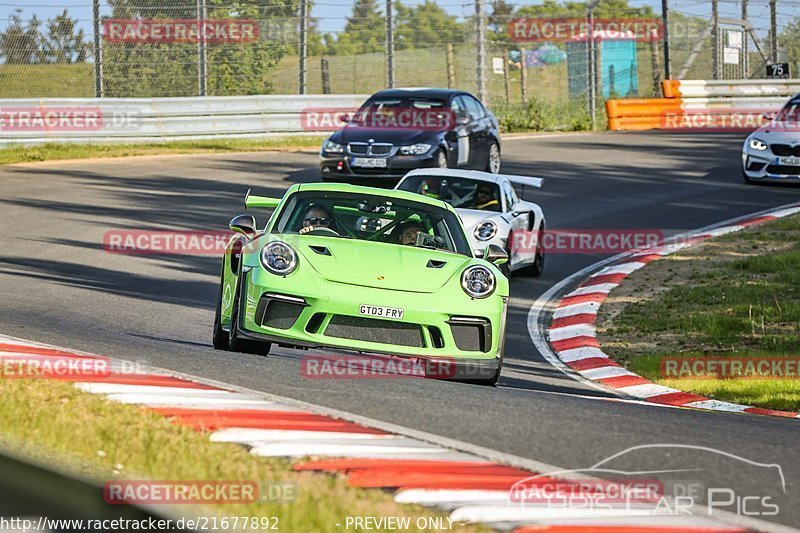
(0, 94, 369, 145)
(606, 79, 797, 131)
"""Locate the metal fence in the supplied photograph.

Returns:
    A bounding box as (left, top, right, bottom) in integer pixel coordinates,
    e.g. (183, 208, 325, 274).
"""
(0, 0, 796, 124)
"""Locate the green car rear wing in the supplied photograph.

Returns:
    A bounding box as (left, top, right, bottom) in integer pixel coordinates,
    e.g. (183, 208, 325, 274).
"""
(245, 188, 281, 209)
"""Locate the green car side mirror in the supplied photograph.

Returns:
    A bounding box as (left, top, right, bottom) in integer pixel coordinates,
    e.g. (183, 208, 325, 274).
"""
(229, 214, 257, 237)
(483, 244, 508, 266)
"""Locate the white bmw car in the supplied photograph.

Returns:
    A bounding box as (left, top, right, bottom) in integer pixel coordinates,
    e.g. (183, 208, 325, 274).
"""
(396, 168, 546, 277)
(742, 93, 800, 183)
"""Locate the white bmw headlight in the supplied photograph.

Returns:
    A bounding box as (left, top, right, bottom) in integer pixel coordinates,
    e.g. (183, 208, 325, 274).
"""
(322, 140, 344, 154)
(474, 221, 498, 241)
(748, 138, 767, 151)
(461, 265, 496, 299)
(399, 143, 432, 155)
(260, 241, 298, 275)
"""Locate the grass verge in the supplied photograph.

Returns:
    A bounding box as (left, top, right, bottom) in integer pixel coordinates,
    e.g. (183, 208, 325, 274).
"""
(0, 378, 485, 532)
(0, 137, 326, 166)
(597, 214, 800, 412)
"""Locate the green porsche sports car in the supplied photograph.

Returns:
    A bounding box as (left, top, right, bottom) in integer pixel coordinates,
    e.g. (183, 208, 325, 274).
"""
(212, 183, 509, 384)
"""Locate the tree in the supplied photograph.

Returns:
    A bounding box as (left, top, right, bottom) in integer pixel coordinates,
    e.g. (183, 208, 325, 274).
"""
(42, 8, 89, 63)
(103, 0, 294, 96)
(488, 0, 515, 44)
(780, 16, 800, 75)
(0, 9, 44, 64)
(395, 0, 467, 50)
(326, 0, 384, 55)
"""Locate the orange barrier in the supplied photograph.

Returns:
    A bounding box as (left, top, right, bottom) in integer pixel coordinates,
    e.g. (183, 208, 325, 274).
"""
(661, 79, 682, 98)
(605, 98, 684, 131)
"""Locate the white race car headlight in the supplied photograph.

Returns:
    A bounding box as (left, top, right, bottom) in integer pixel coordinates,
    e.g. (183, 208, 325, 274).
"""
(474, 221, 498, 241)
(322, 140, 344, 154)
(461, 265, 496, 299)
(399, 143, 432, 155)
(260, 241, 298, 275)
(749, 138, 768, 151)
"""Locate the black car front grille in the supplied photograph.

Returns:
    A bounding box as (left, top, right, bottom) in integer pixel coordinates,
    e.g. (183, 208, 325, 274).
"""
(370, 144, 392, 156)
(448, 317, 492, 353)
(770, 144, 800, 157)
(324, 315, 424, 347)
(766, 164, 800, 176)
(348, 143, 369, 155)
(255, 295, 306, 330)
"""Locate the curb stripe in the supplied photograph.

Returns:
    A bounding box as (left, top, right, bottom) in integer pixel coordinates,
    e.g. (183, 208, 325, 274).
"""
(544, 203, 800, 421)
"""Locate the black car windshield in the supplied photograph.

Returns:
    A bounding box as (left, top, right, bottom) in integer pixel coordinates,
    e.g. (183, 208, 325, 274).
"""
(397, 175, 503, 213)
(776, 99, 800, 122)
(271, 191, 472, 256)
(350, 97, 450, 130)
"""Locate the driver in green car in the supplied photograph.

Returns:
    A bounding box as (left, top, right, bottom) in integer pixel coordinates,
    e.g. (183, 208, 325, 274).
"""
(299, 204, 333, 234)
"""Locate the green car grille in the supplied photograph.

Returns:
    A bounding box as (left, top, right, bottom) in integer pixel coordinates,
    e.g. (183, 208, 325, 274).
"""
(324, 315, 425, 348)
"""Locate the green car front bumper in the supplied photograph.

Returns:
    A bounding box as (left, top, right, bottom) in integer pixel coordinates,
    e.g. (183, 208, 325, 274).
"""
(227, 265, 507, 369)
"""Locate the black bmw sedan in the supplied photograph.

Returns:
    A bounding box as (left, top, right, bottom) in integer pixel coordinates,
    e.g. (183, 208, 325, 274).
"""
(319, 88, 501, 185)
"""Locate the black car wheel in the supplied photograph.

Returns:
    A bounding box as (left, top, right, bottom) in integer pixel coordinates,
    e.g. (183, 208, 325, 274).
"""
(486, 142, 501, 174)
(212, 262, 230, 350)
(229, 266, 271, 356)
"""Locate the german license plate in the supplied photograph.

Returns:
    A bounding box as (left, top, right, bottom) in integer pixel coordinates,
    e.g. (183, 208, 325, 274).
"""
(780, 157, 800, 166)
(352, 157, 387, 168)
(359, 304, 404, 320)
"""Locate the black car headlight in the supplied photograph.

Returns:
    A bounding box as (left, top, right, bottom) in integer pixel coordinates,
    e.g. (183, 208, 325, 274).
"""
(399, 143, 432, 155)
(461, 265, 496, 299)
(260, 241, 298, 275)
(322, 140, 344, 154)
(474, 221, 498, 241)
(748, 138, 767, 151)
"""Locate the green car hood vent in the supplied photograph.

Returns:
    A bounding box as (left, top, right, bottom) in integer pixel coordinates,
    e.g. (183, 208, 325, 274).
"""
(293, 236, 466, 293)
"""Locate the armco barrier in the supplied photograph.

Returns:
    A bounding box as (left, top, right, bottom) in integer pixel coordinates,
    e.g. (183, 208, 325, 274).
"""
(0, 94, 369, 146)
(606, 79, 796, 131)
(662, 79, 800, 99)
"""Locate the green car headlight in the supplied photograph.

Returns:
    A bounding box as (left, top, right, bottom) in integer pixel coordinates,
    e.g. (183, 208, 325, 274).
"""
(461, 265, 496, 299)
(260, 241, 298, 276)
(474, 221, 497, 241)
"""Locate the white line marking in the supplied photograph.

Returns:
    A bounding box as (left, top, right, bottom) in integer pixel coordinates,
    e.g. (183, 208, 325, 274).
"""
(249, 443, 451, 458)
(557, 347, 608, 363)
(210, 428, 391, 444)
(552, 302, 600, 319)
(616, 384, 680, 398)
(684, 400, 751, 413)
(395, 489, 509, 507)
(548, 324, 596, 341)
(564, 283, 619, 297)
(594, 262, 646, 276)
(579, 366, 635, 380)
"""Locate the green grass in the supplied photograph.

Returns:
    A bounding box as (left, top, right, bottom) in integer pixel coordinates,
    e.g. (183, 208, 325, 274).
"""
(600, 214, 800, 411)
(0, 64, 94, 98)
(0, 137, 326, 166)
(0, 378, 486, 532)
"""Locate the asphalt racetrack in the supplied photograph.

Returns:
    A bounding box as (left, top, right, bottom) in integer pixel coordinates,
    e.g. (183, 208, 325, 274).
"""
(2, 131, 800, 528)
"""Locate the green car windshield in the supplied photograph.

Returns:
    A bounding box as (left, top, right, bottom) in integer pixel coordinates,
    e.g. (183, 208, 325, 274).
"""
(271, 191, 472, 257)
(397, 175, 502, 212)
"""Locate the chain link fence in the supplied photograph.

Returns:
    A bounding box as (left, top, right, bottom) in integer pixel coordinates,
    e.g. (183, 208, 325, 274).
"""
(0, 0, 797, 129)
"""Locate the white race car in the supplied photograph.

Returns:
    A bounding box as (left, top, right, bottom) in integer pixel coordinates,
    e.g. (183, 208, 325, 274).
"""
(396, 168, 546, 277)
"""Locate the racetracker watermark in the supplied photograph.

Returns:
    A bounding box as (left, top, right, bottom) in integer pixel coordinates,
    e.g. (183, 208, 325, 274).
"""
(660, 109, 789, 132)
(301, 107, 455, 132)
(103, 19, 259, 44)
(0, 354, 112, 379)
(0, 107, 142, 132)
(662, 357, 800, 379)
(104, 230, 237, 255)
(509, 18, 663, 42)
(511, 229, 667, 254)
(509, 478, 663, 505)
(301, 355, 495, 380)
(104, 480, 263, 505)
